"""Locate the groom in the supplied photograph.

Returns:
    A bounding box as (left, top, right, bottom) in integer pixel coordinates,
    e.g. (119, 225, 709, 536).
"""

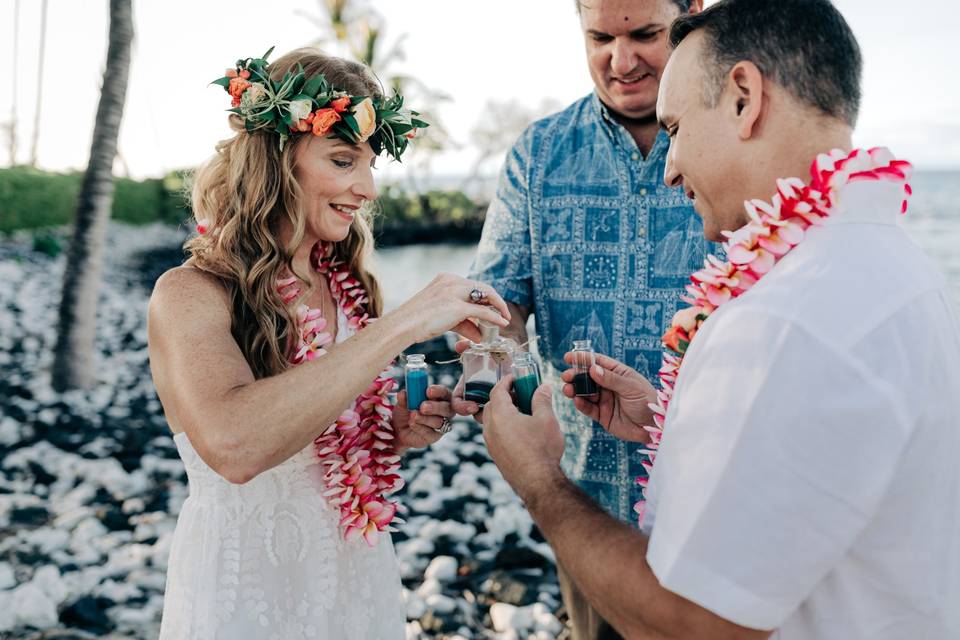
(481, 0, 960, 638)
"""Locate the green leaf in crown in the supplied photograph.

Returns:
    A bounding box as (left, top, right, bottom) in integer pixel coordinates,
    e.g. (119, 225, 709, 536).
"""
(210, 46, 429, 161)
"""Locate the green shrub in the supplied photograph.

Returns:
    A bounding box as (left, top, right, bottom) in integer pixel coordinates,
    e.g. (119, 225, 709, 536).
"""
(0, 166, 192, 233)
(0, 166, 482, 241)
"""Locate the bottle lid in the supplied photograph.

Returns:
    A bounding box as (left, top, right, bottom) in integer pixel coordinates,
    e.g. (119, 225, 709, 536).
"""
(477, 319, 501, 343)
(512, 351, 535, 365)
(572, 339, 593, 350)
(406, 353, 426, 363)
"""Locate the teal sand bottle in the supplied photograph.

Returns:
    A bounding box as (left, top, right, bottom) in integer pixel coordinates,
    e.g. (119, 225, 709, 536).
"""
(511, 352, 541, 415)
(404, 354, 429, 411)
(571, 339, 599, 398)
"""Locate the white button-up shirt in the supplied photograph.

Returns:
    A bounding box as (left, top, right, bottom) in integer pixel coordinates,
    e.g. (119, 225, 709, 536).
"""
(641, 178, 960, 638)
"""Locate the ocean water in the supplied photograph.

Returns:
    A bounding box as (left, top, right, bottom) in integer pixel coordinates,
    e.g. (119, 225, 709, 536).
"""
(374, 170, 960, 314)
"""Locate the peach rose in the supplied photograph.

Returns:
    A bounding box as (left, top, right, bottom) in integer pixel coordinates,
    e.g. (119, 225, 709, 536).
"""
(671, 306, 703, 333)
(311, 108, 342, 137)
(352, 98, 377, 143)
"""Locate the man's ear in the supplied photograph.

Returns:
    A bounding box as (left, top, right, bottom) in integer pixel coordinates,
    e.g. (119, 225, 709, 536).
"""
(687, 0, 704, 14)
(726, 60, 764, 141)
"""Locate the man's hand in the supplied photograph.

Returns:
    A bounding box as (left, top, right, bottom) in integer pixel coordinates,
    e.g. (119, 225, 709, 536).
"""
(560, 352, 657, 443)
(481, 374, 565, 499)
(393, 386, 455, 452)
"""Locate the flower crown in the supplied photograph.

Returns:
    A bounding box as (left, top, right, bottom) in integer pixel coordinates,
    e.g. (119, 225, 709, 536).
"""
(212, 47, 428, 160)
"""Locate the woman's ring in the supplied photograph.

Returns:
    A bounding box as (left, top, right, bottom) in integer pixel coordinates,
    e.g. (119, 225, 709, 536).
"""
(469, 287, 486, 303)
(438, 417, 453, 434)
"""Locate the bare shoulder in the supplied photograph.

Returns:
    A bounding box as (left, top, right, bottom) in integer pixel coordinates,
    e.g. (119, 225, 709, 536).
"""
(148, 265, 232, 335)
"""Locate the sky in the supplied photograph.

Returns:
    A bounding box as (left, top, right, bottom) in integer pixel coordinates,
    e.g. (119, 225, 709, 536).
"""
(2, 0, 959, 185)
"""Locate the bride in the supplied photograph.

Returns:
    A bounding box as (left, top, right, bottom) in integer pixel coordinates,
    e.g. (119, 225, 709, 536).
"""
(147, 47, 509, 638)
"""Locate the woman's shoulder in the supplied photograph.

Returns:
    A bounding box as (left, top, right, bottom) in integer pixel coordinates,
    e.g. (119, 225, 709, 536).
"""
(149, 265, 232, 327)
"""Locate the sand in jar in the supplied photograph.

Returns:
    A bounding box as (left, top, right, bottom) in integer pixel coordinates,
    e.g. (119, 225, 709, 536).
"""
(512, 352, 541, 415)
(405, 354, 429, 411)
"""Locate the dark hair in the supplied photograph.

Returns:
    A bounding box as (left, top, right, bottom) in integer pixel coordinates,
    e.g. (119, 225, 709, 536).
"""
(669, 0, 862, 126)
(575, 0, 692, 15)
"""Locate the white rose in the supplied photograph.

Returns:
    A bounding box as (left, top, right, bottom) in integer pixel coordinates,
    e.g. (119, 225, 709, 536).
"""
(352, 98, 377, 143)
(289, 98, 313, 123)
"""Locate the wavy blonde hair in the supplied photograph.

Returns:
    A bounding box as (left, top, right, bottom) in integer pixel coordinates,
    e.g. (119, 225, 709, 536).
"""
(185, 49, 384, 379)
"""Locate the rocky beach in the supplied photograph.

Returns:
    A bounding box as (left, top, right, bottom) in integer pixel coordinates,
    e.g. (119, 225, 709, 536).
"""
(0, 224, 568, 639)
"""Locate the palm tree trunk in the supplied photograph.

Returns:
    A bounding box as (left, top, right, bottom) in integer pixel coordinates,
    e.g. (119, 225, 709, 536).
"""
(51, 0, 134, 392)
(8, 0, 20, 165)
(28, 0, 47, 167)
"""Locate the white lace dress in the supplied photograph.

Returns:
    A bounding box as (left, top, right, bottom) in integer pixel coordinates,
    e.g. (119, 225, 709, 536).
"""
(159, 310, 405, 639)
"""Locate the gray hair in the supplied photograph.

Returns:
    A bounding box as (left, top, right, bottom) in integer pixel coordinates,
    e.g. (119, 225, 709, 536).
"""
(669, 0, 862, 126)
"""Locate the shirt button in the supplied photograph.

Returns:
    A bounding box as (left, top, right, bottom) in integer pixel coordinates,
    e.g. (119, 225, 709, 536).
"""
(639, 228, 647, 237)
(631, 152, 640, 161)
(639, 188, 647, 196)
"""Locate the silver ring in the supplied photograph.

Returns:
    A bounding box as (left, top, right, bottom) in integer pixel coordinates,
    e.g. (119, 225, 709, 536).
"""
(469, 287, 486, 303)
(438, 417, 453, 434)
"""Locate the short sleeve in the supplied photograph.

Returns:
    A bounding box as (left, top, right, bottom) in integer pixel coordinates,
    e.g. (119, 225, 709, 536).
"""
(467, 129, 535, 307)
(644, 305, 912, 629)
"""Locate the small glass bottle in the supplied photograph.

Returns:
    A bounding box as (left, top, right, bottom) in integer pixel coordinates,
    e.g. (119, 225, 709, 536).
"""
(404, 354, 429, 411)
(571, 339, 599, 398)
(462, 320, 516, 407)
(511, 351, 541, 415)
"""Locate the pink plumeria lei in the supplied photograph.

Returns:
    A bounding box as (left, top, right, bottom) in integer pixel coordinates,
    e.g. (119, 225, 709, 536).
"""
(278, 242, 403, 546)
(634, 147, 913, 525)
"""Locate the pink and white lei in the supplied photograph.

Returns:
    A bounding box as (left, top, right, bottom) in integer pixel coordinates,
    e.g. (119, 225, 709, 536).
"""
(634, 147, 913, 525)
(278, 242, 403, 545)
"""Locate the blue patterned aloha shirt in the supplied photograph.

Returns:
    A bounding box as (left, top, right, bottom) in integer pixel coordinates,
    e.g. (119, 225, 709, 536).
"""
(469, 94, 719, 524)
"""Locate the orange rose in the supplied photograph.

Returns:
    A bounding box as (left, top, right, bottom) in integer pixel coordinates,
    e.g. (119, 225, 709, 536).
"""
(311, 108, 342, 137)
(661, 326, 690, 354)
(228, 76, 252, 107)
(330, 96, 351, 113)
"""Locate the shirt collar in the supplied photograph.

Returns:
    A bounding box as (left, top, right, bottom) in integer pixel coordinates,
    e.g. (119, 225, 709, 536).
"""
(827, 179, 905, 227)
(590, 93, 670, 164)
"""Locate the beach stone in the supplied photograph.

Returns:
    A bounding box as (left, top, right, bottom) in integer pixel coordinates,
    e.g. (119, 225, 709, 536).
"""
(60, 595, 116, 635)
(0, 562, 16, 589)
(489, 602, 533, 632)
(424, 555, 458, 582)
(13, 582, 58, 629)
(425, 593, 458, 615)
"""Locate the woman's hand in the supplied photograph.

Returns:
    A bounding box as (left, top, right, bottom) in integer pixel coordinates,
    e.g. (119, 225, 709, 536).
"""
(393, 385, 456, 452)
(392, 274, 511, 344)
(560, 352, 657, 443)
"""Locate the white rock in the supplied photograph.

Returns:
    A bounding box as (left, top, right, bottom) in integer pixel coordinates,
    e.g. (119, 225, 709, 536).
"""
(95, 578, 143, 603)
(415, 577, 442, 598)
(489, 602, 534, 632)
(403, 588, 426, 620)
(423, 555, 458, 582)
(32, 565, 68, 606)
(532, 602, 563, 634)
(424, 593, 457, 614)
(485, 503, 534, 544)
(0, 417, 20, 447)
(396, 537, 435, 560)
(12, 582, 57, 629)
(0, 590, 14, 632)
(404, 620, 424, 640)
(0, 563, 16, 589)
(24, 527, 70, 554)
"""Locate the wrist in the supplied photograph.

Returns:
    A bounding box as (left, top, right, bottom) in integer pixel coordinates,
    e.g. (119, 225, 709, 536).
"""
(378, 308, 418, 354)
